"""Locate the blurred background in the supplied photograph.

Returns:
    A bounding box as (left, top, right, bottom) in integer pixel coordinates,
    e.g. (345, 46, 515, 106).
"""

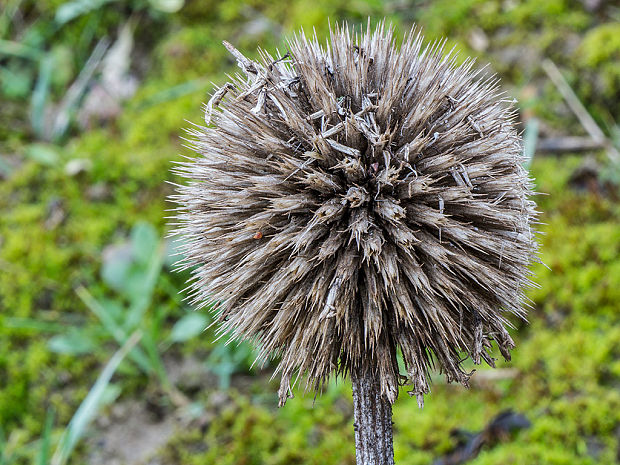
(1, 0, 620, 464)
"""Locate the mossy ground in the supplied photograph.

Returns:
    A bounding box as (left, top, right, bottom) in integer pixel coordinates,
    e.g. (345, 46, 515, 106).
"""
(1, 1, 619, 464)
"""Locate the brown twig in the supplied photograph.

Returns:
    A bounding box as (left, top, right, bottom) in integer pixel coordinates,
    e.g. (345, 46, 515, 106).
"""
(536, 136, 604, 154)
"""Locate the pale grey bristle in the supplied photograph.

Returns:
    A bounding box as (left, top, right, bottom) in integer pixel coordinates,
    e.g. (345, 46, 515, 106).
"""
(170, 21, 539, 407)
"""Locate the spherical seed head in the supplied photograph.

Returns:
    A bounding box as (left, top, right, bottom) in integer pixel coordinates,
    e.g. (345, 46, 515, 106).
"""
(171, 22, 538, 407)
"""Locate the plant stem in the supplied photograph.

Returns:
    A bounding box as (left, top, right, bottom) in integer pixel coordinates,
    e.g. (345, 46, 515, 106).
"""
(351, 369, 395, 465)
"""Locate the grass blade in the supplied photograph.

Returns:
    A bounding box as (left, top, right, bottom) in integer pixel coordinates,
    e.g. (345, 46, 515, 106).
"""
(76, 286, 153, 373)
(0, 39, 42, 60)
(522, 118, 539, 168)
(141, 330, 172, 389)
(50, 330, 142, 465)
(4, 317, 67, 333)
(51, 37, 109, 141)
(30, 53, 54, 139)
(36, 408, 55, 465)
(0, 425, 8, 465)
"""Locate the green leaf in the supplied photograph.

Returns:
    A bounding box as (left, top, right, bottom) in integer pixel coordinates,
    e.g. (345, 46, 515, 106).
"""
(0, 66, 33, 98)
(98, 299, 124, 323)
(55, 0, 117, 26)
(101, 243, 133, 292)
(48, 330, 96, 355)
(123, 236, 165, 328)
(207, 341, 255, 389)
(131, 222, 159, 265)
(0, 39, 42, 60)
(109, 264, 142, 300)
(169, 313, 209, 342)
(24, 143, 60, 166)
(148, 0, 185, 13)
(76, 286, 153, 374)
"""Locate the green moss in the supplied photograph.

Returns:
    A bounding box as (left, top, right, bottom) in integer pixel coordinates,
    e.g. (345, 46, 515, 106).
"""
(579, 23, 620, 67)
(576, 23, 620, 120)
(162, 386, 355, 465)
(153, 26, 231, 85)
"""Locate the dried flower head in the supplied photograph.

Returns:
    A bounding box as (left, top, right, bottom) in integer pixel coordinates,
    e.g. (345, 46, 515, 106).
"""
(171, 22, 538, 407)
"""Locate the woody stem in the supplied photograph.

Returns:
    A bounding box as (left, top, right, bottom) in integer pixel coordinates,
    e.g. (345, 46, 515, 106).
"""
(351, 369, 395, 465)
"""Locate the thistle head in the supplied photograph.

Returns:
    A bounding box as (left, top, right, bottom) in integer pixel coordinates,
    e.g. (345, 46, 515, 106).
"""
(171, 22, 538, 407)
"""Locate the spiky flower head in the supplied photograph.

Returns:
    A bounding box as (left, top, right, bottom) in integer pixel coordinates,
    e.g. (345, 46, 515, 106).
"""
(171, 22, 538, 407)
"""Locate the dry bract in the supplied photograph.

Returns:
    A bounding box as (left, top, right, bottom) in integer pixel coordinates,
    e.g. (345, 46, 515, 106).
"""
(170, 22, 538, 407)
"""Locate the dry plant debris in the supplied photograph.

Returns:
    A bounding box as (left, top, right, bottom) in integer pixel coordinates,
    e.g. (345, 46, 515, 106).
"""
(171, 22, 539, 407)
